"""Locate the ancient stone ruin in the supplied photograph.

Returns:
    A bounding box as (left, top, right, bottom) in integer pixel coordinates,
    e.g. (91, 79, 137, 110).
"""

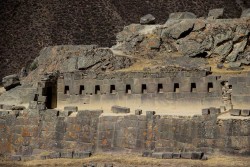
(0, 9, 250, 162)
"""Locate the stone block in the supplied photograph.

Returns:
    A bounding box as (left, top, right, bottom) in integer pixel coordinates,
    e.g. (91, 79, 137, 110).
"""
(2, 104, 13, 110)
(38, 103, 46, 110)
(201, 155, 208, 160)
(132, 83, 141, 94)
(147, 83, 157, 93)
(142, 150, 153, 157)
(2, 74, 20, 90)
(135, 109, 142, 115)
(73, 151, 92, 159)
(111, 105, 130, 114)
(172, 153, 181, 159)
(60, 151, 73, 158)
(191, 152, 204, 160)
(152, 152, 163, 159)
(162, 152, 173, 159)
(241, 110, 250, 116)
(231, 95, 250, 106)
(208, 8, 224, 19)
(22, 146, 33, 156)
(230, 109, 241, 116)
(64, 106, 78, 112)
(11, 155, 21, 161)
(29, 101, 37, 109)
(209, 107, 221, 115)
(48, 152, 60, 159)
(146, 111, 156, 117)
(104, 163, 113, 167)
(181, 152, 192, 159)
(45, 109, 60, 118)
(140, 14, 155, 25)
(83, 163, 97, 167)
(38, 96, 47, 102)
(202, 109, 209, 115)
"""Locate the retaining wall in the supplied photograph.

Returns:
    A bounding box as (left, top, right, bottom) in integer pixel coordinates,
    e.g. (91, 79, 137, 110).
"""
(57, 72, 222, 110)
(229, 73, 250, 108)
(0, 108, 249, 157)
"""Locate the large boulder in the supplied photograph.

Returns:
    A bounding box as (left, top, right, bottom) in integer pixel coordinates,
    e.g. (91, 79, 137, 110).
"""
(213, 29, 233, 47)
(213, 41, 233, 57)
(233, 25, 249, 42)
(226, 38, 248, 62)
(111, 56, 135, 70)
(140, 14, 156, 25)
(77, 48, 113, 70)
(177, 35, 213, 57)
(208, 8, 224, 19)
(161, 19, 194, 39)
(2, 74, 20, 90)
(168, 12, 197, 20)
(241, 8, 250, 18)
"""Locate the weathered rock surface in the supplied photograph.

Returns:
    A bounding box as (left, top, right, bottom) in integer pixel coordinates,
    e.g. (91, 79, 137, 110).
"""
(0, 85, 36, 105)
(112, 17, 250, 69)
(162, 20, 194, 39)
(208, 8, 224, 19)
(2, 74, 20, 90)
(168, 12, 197, 20)
(77, 48, 113, 70)
(23, 45, 135, 84)
(241, 8, 250, 18)
(213, 41, 233, 58)
(140, 14, 156, 25)
(226, 38, 248, 62)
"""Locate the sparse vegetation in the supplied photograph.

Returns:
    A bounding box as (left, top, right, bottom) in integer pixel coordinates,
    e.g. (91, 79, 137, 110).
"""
(0, 153, 249, 167)
(29, 60, 38, 71)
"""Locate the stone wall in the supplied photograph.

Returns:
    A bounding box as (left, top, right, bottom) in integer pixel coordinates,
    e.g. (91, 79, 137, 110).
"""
(56, 71, 222, 111)
(0, 107, 249, 157)
(229, 73, 250, 108)
(97, 115, 147, 152)
(98, 114, 250, 155)
(0, 108, 103, 157)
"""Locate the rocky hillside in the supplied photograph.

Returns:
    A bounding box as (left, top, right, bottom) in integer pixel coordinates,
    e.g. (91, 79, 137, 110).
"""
(1, 0, 250, 81)
(19, 10, 250, 86)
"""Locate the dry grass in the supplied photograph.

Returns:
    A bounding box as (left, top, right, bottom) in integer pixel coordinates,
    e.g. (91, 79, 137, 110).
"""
(1, 153, 249, 167)
(208, 59, 250, 75)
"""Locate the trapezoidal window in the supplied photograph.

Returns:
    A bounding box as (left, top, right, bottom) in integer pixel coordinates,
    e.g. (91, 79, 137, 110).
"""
(64, 86, 69, 94)
(79, 85, 85, 95)
(141, 84, 147, 94)
(95, 85, 100, 94)
(174, 83, 180, 93)
(158, 84, 163, 93)
(208, 82, 213, 92)
(191, 83, 197, 92)
(110, 85, 116, 94)
(126, 84, 131, 94)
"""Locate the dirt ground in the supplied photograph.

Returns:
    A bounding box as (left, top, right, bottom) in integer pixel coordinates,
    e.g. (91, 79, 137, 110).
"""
(1, 153, 250, 167)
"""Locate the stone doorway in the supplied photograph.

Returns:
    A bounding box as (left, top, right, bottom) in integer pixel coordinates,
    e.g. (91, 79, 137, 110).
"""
(44, 83, 57, 109)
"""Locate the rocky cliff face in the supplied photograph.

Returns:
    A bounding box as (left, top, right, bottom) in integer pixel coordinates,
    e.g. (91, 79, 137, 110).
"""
(1, 0, 250, 81)
(21, 13, 250, 85)
(112, 17, 250, 70)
